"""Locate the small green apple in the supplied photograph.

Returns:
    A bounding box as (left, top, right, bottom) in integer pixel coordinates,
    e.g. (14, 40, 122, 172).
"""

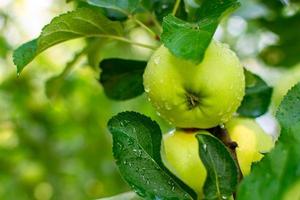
(225, 117, 274, 175)
(143, 40, 245, 128)
(271, 64, 300, 113)
(283, 181, 300, 200)
(161, 129, 208, 198)
(128, 27, 158, 60)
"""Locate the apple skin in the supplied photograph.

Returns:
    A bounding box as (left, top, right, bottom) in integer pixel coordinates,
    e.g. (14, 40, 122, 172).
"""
(143, 40, 245, 129)
(225, 117, 274, 175)
(283, 181, 300, 200)
(161, 129, 208, 198)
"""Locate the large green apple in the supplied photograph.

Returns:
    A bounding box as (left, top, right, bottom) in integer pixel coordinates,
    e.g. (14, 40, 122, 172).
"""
(225, 117, 274, 175)
(143, 40, 245, 128)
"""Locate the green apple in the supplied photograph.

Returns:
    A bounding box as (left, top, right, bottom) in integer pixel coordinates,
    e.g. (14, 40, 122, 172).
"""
(161, 121, 274, 197)
(161, 129, 208, 198)
(283, 181, 300, 200)
(225, 117, 274, 175)
(271, 64, 300, 113)
(143, 40, 245, 128)
(128, 27, 158, 60)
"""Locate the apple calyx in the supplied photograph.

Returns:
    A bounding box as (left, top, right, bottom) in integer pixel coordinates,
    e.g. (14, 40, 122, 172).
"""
(185, 90, 202, 110)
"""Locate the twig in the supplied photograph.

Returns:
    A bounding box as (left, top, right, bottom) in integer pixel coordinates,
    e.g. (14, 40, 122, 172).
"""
(172, 0, 181, 16)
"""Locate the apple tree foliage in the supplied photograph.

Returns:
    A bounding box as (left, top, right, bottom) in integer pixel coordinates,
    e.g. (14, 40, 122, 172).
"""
(12, 0, 300, 199)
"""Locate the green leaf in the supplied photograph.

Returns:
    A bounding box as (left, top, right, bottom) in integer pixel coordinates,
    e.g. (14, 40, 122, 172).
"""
(86, 0, 148, 14)
(237, 70, 273, 118)
(161, 0, 240, 63)
(161, 15, 217, 63)
(108, 112, 196, 200)
(276, 82, 300, 139)
(237, 82, 300, 200)
(13, 7, 122, 73)
(196, 134, 239, 200)
(97, 192, 142, 200)
(99, 59, 146, 100)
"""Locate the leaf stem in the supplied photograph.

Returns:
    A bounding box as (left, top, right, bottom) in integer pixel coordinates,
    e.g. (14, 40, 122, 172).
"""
(59, 41, 99, 78)
(145, 11, 163, 34)
(172, 0, 181, 16)
(133, 17, 158, 38)
(101, 35, 157, 50)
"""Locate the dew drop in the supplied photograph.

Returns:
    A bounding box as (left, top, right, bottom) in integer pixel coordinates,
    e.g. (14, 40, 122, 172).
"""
(164, 102, 172, 110)
(154, 56, 161, 65)
(203, 144, 207, 151)
(116, 142, 124, 150)
(127, 139, 134, 145)
(222, 195, 228, 199)
(171, 186, 175, 191)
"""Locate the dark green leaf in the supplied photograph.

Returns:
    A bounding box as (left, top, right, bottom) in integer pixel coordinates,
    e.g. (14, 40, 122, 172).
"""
(161, 15, 218, 63)
(13, 7, 122, 73)
(237, 82, 300, 200)
(86, 0, 149, 14)
(108, 112, 196, 200)
(104, 8, 128, 21)
(276, 82, 300, 138)
(99, 59, 146, 100)
(237, 70, 273, 118)
(161, 0, 240, 63)
(196, 134, 239, 200)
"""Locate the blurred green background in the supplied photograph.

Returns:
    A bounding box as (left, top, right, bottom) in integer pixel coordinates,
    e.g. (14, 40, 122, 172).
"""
(0, 0, 300, 199)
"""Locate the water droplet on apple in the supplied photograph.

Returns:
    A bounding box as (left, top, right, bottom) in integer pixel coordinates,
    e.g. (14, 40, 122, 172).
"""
(164, 102, 172, 110)
(154, 56, 161, 65)
(144, 87, 150, 93)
